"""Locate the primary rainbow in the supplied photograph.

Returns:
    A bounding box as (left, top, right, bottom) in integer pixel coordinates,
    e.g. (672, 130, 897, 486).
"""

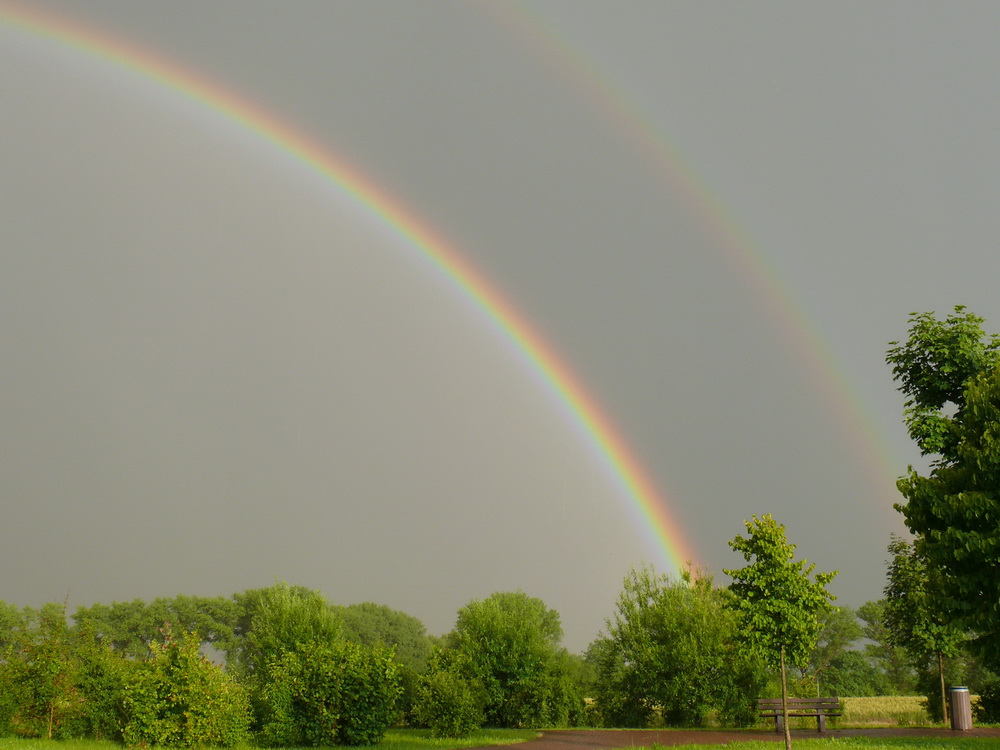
(0, 2, 697, 574)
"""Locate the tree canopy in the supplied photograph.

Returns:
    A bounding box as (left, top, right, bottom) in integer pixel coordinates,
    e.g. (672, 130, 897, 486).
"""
(887, 306, 1000, 668)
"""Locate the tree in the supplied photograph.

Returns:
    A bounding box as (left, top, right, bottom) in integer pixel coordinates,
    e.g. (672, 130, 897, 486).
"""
(591, 566, 765, 728)
(805, 607, 862, 695)
(120, 625, 250, 748)
(228, 583, 342, 680)
(856, 600, 916, 694)
(441, 591, 580, 728)
(338, 602, 432, 675)
(883, 536, 965, 722)
(259, 640, 401, 747)
(725, 514, 836, 750)
(887, 307, 1000, 668)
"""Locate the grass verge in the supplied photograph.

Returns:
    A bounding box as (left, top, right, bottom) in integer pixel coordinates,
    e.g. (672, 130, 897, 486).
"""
(0, 729, 539, 750)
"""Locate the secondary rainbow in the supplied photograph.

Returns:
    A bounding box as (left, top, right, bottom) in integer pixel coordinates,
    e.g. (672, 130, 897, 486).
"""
(491, 2, 902, 520)
(0, 2, 698, 573)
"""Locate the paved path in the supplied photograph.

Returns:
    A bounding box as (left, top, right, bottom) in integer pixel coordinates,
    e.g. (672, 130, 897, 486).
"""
(480, 727, 1000, 748)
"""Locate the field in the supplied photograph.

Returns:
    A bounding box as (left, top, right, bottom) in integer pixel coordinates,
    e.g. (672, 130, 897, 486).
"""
(840, 696, 930, 727)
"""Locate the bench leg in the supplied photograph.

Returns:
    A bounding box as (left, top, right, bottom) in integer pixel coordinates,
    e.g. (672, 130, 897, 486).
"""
(817, 714, 826, 733)
(775, 715, 783, 734)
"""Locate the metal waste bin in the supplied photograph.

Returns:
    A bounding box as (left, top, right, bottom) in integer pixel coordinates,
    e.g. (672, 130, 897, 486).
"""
(949, 686, 972, 730)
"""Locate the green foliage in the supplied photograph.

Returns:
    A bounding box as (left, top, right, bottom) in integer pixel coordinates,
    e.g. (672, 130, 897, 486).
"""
(413, 651, 485, 738)
(591, 567, 766, 728)
(973, 675, 1000, 723)
(726, 515, 836, 670)
(67, 635, 131, 742)
(339, 602, 432, 674)
(806, 607, 862, 690)
(3, 606, 82, 740)
(338, 602, 434, 725)
(442, 591, 581, 728)
(229, 582, 342, 681)
(888, 307, 1000, 670)
(819, 651, 890, 697)
(72, 596, 240, 660)
(259, 639, 402, 746)
(857, 600, 916, 694)
(119, 625, 250, 748)
(883, 537, 964, 662)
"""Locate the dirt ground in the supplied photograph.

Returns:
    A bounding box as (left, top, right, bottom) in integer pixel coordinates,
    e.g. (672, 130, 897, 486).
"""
(478, 727, 1000, 749)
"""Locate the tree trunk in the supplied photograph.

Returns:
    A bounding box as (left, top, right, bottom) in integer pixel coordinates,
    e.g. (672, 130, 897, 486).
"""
(781, 647, 792, 750)
(938, 651, 948, 725)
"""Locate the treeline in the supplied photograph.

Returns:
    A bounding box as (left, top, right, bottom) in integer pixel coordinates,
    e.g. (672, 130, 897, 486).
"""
(3, 561, 993, 746)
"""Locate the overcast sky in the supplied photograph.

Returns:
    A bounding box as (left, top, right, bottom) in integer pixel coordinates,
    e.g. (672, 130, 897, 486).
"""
(3, 1, 999, 652)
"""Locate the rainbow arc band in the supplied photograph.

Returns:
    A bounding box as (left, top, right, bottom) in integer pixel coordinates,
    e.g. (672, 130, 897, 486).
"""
(0, 1, 696, 575)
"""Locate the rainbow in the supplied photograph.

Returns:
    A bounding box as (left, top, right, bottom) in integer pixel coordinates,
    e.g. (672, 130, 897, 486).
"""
(489, 2, 902, 520)
(0, 2, 698, 573)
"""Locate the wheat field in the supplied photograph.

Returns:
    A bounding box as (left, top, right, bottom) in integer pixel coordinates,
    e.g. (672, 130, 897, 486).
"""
(839, 696, 929, 726)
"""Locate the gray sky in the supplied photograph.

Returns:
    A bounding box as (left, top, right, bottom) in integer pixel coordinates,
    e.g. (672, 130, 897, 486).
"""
(3, 1, 999, 652)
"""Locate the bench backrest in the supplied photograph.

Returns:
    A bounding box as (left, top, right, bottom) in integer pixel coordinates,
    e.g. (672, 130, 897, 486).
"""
(758, 698, 840, 711)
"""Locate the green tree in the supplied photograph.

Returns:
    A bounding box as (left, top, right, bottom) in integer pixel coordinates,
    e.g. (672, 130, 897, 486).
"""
(228, 583, 342, 680)
(259, 640, 401, 746)
(443, 591, 580, 728)
(338, 602, 433, 722)
(2, 605, 80, 739)
(725, 514, 836, 750)
(818, 651, 890, 697)
(887, 306, 1000, 668)
(72, 596, 239, 660)
(338, 602, 432, 674)
(883, 536, 965, 722)
(592, 566, 765, 728)
(805, 607, 862, 695)
(120, 625, 250, 748)
(857, 600, 915, 694)
(413, 649, 485, 738)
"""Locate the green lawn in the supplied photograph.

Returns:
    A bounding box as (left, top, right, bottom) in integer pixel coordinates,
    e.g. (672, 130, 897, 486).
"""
(0, 729, 539, 750)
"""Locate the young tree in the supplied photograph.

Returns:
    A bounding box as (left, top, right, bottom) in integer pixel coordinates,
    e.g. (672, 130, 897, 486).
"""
(725, 515, 836, 750)
(887, 307, 1000, 668)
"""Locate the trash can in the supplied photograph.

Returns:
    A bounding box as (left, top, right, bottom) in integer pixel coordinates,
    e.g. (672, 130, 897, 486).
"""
(949, 686, 972, 730)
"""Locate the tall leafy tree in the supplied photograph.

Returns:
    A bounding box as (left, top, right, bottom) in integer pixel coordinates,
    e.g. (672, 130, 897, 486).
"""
(887, 306, 1000, 668)
(725, 514, 835, 750)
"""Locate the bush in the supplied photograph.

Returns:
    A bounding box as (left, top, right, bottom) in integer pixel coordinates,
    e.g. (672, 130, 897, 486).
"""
(414, 669, 485, 738)
(120, 626, 250, 748)
(974, 676, 1000, 723)
(259, 639, 402, 746)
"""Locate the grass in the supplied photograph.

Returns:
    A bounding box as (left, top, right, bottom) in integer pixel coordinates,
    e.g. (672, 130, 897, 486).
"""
(0, 729, 539, 750)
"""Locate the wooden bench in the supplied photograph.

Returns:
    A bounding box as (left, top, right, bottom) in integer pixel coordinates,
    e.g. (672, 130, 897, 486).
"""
(757, 697, 842, 732)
